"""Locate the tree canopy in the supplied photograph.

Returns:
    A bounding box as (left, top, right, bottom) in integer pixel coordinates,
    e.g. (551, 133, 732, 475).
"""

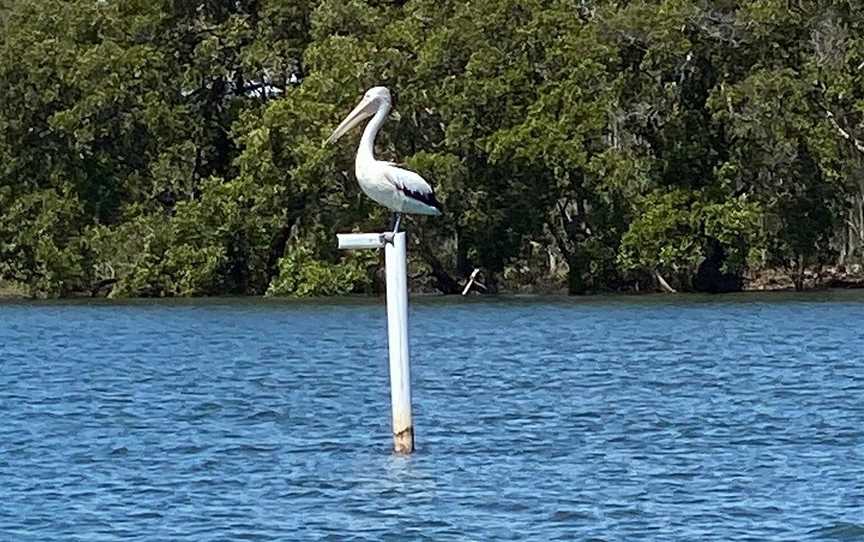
(2, 0, 864, 297)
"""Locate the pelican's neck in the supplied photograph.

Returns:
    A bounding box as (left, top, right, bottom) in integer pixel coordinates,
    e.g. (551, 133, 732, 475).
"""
(356, 101, 390, 169)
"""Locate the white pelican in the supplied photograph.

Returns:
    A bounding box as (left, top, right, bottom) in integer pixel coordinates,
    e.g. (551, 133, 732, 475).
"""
(327, 86, 442, 233)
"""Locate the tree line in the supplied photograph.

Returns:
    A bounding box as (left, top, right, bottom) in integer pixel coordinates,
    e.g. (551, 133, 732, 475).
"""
(1, 0, 863, 298)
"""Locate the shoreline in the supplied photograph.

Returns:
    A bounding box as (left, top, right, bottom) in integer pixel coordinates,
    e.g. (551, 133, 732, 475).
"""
(3, 267, 864, 301)
(3, 285, 864, 304)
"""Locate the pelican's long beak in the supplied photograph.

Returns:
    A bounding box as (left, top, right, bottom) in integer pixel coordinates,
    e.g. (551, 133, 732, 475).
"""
(326, 96, 377, 144)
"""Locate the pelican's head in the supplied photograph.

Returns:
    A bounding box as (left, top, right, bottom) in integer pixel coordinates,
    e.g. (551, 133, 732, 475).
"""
(326, 86, 392, 144)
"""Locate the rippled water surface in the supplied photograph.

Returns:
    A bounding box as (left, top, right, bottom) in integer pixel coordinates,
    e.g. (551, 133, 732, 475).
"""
(2, 292, 863, 540)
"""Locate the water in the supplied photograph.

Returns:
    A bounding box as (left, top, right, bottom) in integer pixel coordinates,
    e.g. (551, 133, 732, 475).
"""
(1, 292, 863, 541)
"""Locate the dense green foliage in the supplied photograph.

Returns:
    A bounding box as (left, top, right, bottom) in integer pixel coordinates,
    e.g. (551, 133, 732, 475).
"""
(2, 0, 864, 297)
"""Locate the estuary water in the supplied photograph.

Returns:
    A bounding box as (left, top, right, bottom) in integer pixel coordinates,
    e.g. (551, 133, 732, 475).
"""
(1, 292, 863, 541)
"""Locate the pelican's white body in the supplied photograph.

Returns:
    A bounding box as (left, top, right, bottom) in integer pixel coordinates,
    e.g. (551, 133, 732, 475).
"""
(356, 160, 440, 215)
(329, 87, 441, 217)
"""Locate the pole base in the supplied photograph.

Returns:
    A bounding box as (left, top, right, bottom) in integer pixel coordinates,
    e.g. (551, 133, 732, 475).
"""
(393, 426, 415, 454)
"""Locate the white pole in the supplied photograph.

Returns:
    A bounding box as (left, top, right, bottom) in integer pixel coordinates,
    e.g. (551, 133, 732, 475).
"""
(385, 232, 414, 454)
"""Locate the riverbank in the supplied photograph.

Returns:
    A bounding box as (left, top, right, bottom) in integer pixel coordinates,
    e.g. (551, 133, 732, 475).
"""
(745, 265, 864, 291)
(0, 281, 28, 299)
(3, 266, 864, 300)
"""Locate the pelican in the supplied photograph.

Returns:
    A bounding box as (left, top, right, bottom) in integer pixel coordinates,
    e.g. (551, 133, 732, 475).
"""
(326, 87, 442, 233)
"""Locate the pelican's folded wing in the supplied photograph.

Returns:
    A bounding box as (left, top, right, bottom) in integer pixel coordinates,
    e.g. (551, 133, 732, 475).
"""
(382, 164, 443, 215)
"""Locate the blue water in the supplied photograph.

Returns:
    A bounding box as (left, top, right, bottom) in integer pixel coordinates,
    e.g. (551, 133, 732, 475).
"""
(1, 292, 863, 540)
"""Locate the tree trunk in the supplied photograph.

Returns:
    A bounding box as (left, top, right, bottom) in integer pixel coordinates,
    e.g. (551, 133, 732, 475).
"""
(416, 237, 460, 294)
(566, 253, 588, 295)
(792, 256, 806, 291)
(692, 239, 743, 293)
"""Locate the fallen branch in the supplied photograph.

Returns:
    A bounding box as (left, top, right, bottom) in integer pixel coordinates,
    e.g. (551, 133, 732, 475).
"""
(461, 268, 487, 296)
(654, 270, 677, 293)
